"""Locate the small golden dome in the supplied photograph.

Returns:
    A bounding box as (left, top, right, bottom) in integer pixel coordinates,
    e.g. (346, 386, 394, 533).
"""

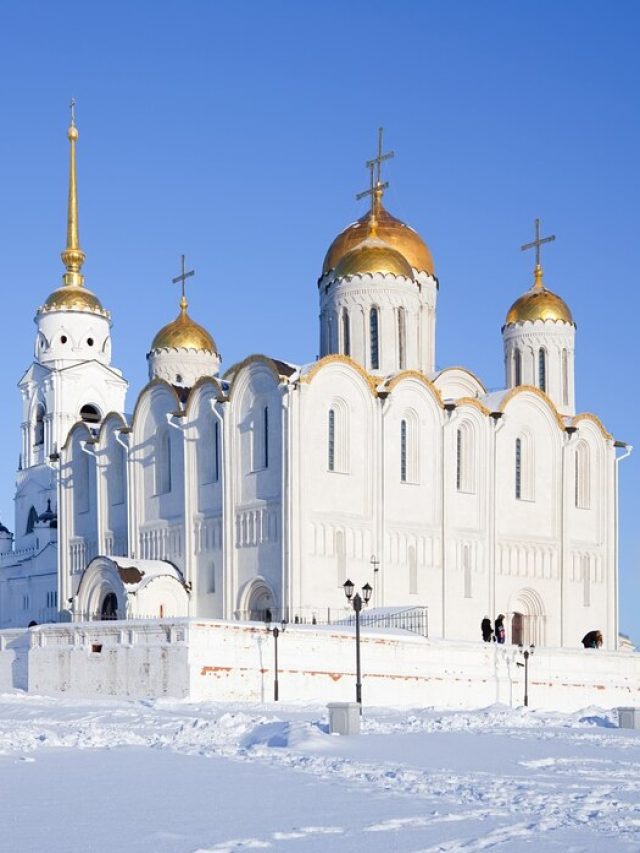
(324, 201, 434, 276)
(42, 285, 104, 313)
(151, 298, 217, 353)
(505, 266, 573, 326)
(333, 236, 414, 280)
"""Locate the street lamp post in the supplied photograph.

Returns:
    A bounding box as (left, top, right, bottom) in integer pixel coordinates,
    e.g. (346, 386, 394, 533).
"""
(370, 555, 379, 607)
(343, 579, 373, 708)
(516, 644, 535, 707)
(266, 618, 287, 702)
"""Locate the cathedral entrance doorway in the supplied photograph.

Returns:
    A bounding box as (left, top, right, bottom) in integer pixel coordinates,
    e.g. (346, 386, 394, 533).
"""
(511, 612, 524, 646)
(100, 592, 118, 620)
(507, 588, 546, 646)
(239, 578, 275, 622)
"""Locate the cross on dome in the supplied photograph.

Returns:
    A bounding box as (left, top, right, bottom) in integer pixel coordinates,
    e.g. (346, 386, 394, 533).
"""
(521, 218, 556, 289)
(356, 127, 394, 217)
(172, 254, 196, 310)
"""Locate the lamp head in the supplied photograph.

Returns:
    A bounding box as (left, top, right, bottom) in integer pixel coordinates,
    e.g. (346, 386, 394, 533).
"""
(362, 582, 373, 604)
(343, 579, 354, 600)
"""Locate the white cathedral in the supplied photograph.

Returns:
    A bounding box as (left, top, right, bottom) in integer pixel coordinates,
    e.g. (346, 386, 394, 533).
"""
(0, 116, 630, 651)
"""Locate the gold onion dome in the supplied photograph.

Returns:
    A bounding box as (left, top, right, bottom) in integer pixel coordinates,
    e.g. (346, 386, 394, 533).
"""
(505, 265, 573, 326)
(43, 286, 104, 312)
(324, 200, 434, 276)
(151, 297, 217, 353)
(334, 235, 414, 280)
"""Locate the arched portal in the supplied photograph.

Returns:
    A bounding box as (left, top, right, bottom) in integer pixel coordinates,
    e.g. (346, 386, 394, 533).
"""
(100, 592, 118, 620)
(239, 577, 275, 622)
(507, 588, 546, 646)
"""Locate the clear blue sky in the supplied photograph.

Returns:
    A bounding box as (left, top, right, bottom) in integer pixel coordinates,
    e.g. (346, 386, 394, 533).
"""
(1, 1, 639, 639)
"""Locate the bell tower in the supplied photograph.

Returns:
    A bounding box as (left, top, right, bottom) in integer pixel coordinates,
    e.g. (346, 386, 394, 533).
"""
(15, 103, 128, 550)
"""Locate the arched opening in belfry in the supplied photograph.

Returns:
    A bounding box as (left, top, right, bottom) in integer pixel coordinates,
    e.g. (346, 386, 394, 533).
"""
(80, 404, 101, 424)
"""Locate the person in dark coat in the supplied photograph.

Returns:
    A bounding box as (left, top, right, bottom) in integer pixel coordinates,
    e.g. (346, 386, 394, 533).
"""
(481, 617, 493, 643)
(494, 614, 506, 644)
(582, 630, 603, 649)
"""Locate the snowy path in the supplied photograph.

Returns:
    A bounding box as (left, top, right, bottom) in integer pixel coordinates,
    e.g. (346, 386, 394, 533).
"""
(0, 693, 639, 851)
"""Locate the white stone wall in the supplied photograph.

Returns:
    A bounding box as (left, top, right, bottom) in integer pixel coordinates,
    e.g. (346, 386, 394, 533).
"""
(3, 620, 639, 713)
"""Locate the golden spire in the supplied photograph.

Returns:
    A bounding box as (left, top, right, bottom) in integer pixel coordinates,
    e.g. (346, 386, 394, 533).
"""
(60, 98, 86, 287)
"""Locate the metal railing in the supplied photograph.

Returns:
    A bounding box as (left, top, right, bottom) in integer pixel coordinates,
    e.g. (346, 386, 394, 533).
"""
(236, 606, 428, 638)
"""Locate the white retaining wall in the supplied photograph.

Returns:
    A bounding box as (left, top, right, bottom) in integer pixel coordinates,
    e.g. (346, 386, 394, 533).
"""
(1, 619, 638, 712)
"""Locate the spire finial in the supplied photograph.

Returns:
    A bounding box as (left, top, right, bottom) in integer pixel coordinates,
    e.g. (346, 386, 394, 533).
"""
(521, 217, 555, 290)
(172, 254, 196, 313)
(61, 98, 85, 286)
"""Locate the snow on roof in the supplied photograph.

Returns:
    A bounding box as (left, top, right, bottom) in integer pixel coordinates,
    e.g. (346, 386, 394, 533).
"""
(107, 557, 186, 591)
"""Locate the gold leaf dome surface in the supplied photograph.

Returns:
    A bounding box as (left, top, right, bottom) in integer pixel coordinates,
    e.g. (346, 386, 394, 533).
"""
(505, 267, 573, 325)
(323, 202, 434, 276)
(43, 285, 104, 313)
(151, 301, 217, 353)
(333, 237, 414, 280)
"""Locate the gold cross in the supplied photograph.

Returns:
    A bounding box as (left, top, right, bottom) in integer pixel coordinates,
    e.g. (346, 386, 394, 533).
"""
(521, 218, 555, 267)
(172, 254, 195, 301)
(355, 127, 394, 215)
(367, 126, 394, 186)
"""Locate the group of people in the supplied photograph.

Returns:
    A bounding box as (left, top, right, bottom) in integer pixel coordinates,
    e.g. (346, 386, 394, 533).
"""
(481, 616, 603, 649)
(481, 615, 506, 644)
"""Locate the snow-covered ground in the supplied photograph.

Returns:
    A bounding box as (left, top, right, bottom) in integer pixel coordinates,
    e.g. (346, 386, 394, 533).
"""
(1, 692, 639, 852)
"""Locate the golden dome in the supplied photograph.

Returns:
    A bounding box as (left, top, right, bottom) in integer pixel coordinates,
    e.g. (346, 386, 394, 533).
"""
(333, 236, 414, 280)
(323, 200, 434, 276)
(42, 285, 105, 313)
(151, 298, 217, 353)
(505, 266, 573, 326)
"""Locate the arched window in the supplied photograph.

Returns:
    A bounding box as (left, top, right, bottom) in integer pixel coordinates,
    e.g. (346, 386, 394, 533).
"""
(575, 441, 590, 509)
(397, 307, 406, 370)
(370, 307, 380, 370)
(408, 544, 417, 594)
(335, 529, 346, 587)
(200, 418, 219, 485)
(399, 411, 419, 484)
(26, 506, 39, 534)
(514, 349, 522, 387)
(562, 349, 569, 406)
(538, 349, 547, 392)
(515, 432, 534, 501)
(456, 423, 475, 493)
(80, 404, 101, 424)
(327, 400, 349, 473)
(328, 409, 336, 471)
(463, 544, 472, 598)
(34, 404, 45, 446)
(76, 449, 90, 514)
(156, 429, 172, 495)
(263, 406, 269, 468)
(111, 442, 125, 506)
(342, 310, 351, 357)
